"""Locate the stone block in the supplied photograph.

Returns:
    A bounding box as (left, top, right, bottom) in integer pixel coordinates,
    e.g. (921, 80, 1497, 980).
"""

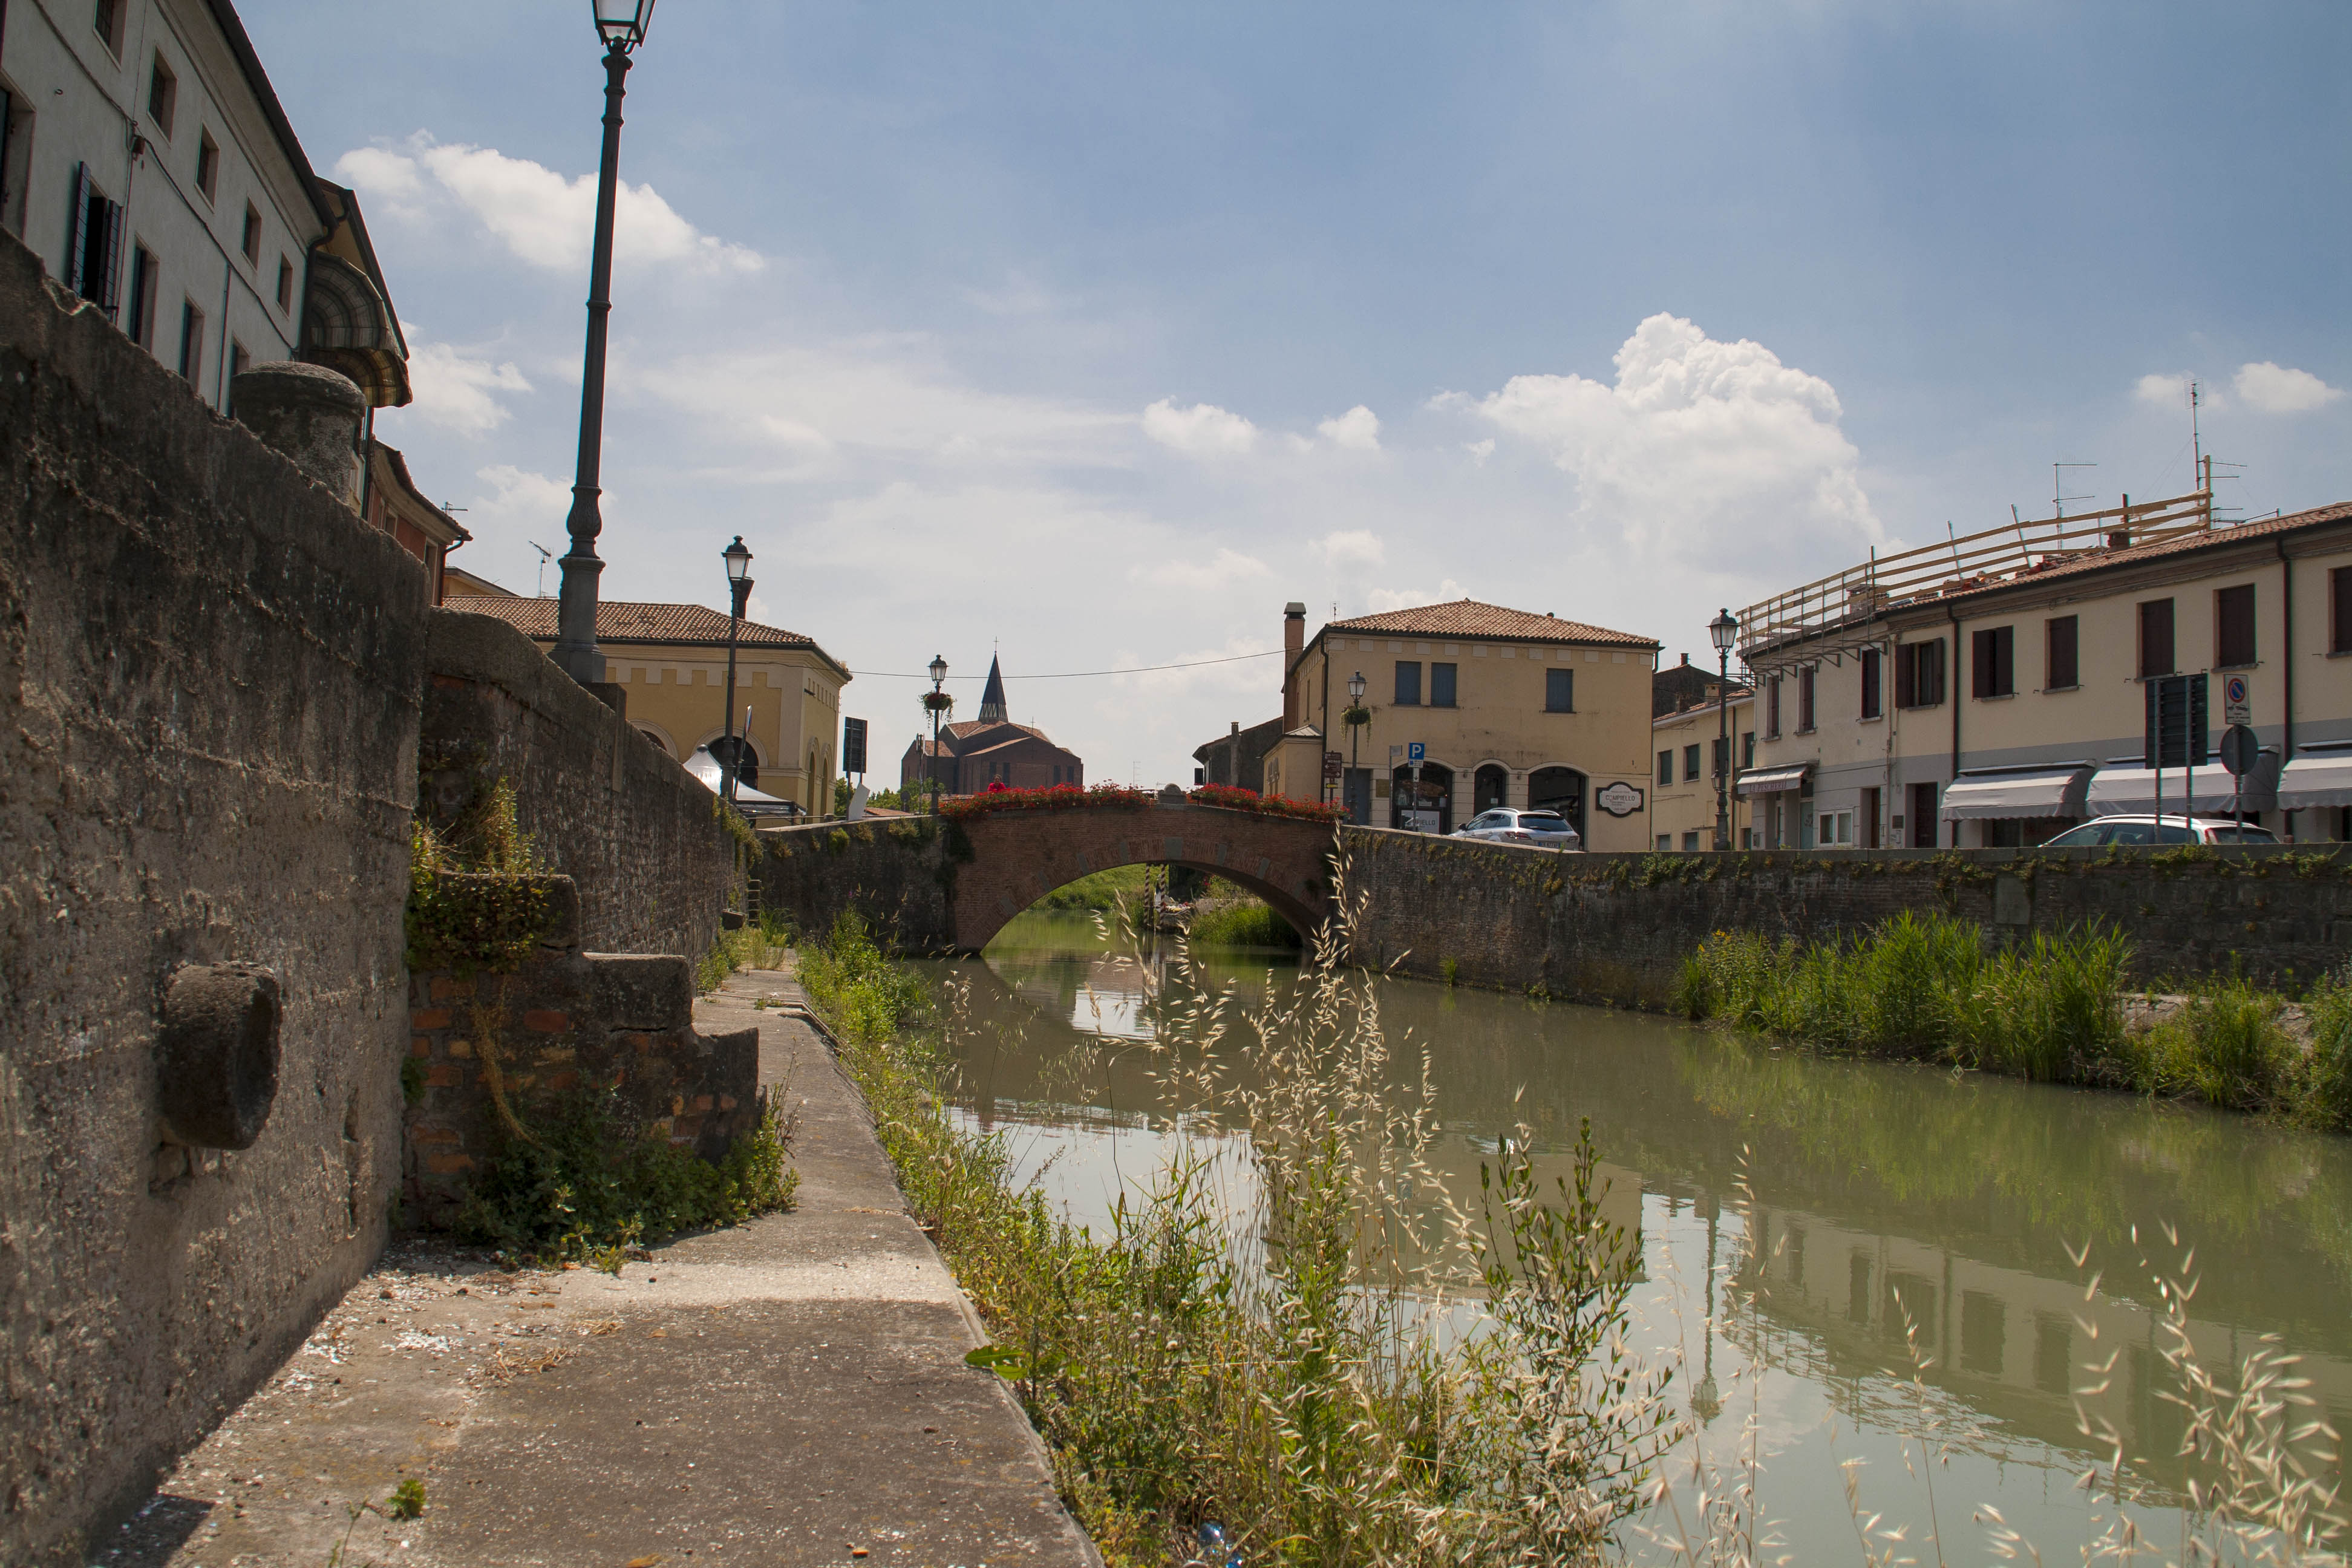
(587, 953, 694, 1030)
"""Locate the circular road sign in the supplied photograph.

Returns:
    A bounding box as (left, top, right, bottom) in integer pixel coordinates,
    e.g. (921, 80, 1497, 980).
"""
(2218, 722, 2259, 777)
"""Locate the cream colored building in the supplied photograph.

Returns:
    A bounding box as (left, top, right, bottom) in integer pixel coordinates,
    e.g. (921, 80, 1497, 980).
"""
(1261, 598, 1662, 852)
(449, 590, 850, 818)
(1739, 493, 2352, 848)
(1651, 689, 1756, 851)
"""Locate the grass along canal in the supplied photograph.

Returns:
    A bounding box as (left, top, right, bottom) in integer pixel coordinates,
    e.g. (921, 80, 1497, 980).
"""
(802, 906, 2352, 1566)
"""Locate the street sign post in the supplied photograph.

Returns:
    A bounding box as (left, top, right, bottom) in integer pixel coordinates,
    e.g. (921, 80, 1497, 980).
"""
(2220, 721, 2259, 827)
(1406, 742, 1425, 762)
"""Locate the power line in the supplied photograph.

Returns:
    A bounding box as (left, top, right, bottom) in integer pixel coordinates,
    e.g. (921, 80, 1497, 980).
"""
(851, 648, 1282, 681)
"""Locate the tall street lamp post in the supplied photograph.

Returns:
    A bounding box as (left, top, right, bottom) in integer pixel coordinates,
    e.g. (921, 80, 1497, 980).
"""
(1345, 670, 1368, 824)
(1710, 607, 1739, 850)
(719, 536, 751, 803)
(926, 655, 949, 814)
(550, 0, 657, 690)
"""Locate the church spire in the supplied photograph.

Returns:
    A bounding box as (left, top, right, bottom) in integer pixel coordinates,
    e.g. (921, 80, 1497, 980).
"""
(977, 653, 1008, 724)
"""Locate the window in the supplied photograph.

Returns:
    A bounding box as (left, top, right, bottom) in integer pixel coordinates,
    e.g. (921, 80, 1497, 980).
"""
(2334, 568, 2352, 655)
(1429, 661, 1457, 707)
(195, 130, 220, 201)
(67, 166, 123, 314)
(1682, 831, 1700, 851)
(146, 53, 177, 137)
(1544, 667, 1573, 713)
(1658, 750, 1673, 786)
(0, 90, 31, 239)
(1765, 675, 1781, 737)
(177, 299, 204, 385)
(1819, 810, 1852, 846)
(1970, 625, 2015, 699)
(1393, 661, 1422, 706)
(226, 339, 250, 406)
(2047, 615, 2079, 690)
(125, 243, 156, 349)
(1895, 639, 1947, 708)
(1741, 730, 1754, 769)
(94, 0, 125, 56)
(1860, 647, 1882, 719)
(1683, 743, 1702, 783)
(1656, 834, 1671, 851)
(2215, 584, 2256, 668)
(1797, 665, 1816, 732)
(240, 203, 261, 265)
(276, 255, 294, 312)
(2138, 598, 2176, 678)
(1907, 781, 1939, 848)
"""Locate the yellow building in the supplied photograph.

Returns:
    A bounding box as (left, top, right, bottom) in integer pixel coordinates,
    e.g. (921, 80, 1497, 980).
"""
(1739, 493, 2352, 847)
(1266, 598, 1662, 852)
(1651, 687, 1756, 851)
(449, 592, 850, 818)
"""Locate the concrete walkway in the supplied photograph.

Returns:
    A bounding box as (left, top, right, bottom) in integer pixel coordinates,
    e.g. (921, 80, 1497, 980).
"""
(96, 966, 1099, 1568)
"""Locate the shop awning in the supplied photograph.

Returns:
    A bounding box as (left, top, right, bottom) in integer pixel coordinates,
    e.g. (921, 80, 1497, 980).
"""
(1735, 763, 1810, 796)
(1938, 763, 2092, 822)
(2278, 747, 2352, 811)
(2086, 752, 2278, 816)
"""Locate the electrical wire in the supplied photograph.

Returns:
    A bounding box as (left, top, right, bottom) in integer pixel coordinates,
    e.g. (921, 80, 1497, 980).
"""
(849, 649, 1282, 680)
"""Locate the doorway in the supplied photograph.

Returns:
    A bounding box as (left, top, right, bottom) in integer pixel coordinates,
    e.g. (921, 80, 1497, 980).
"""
(1474, 763, 1509, 812)
(1907, 782, 1939, 848)
(1528, 766, 1586, 840)
(1860, 787, 1881, 849)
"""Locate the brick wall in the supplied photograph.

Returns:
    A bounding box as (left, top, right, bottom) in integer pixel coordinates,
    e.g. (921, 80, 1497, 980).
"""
(0, 230, 430, 1563)
(419, 607, 742, 960)
(1337, 829, 2352, 1004)
(402, 876, 760, 1229)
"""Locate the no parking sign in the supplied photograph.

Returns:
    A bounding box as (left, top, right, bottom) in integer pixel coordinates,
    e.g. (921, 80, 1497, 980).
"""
(2224, 674, 2250, 725)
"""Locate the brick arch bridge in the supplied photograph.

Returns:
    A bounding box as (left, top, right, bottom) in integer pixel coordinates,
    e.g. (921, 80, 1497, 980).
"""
(758, 797, 1337, 953)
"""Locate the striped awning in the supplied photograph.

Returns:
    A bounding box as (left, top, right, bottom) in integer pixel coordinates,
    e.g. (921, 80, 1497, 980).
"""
(1939, 764, 2091, 821)
(1735, 764, 1810, 796)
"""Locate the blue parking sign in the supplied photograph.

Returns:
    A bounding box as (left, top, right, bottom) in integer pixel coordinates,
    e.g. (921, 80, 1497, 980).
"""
(1406, 742, 1425, 762)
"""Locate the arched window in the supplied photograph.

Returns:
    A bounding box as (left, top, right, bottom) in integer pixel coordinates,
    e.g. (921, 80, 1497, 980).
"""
(708, 736, 760, 792)
(1529, 766, 1586, 840)
(636, 728, 671, 759)
(1474, 763, 1509, 812)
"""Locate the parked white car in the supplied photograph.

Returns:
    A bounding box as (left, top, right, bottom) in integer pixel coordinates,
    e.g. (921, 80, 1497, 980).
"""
(2039, 815, 2278, 847)
(1453, 808, 1583, 849)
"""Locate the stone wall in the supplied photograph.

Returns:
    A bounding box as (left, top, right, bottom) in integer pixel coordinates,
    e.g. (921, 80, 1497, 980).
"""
(401, 875, 760, 1229)
(758, 815, 957, 952)
(0, 231, 430, 1564)
(418, 606, 742, 961)
(1336, 829, 2352, 1004)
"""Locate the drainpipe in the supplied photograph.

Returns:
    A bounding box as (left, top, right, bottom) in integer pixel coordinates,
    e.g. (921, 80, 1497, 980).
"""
(1948, 607, 1964, 848)
(2279, 538, 2296, 837)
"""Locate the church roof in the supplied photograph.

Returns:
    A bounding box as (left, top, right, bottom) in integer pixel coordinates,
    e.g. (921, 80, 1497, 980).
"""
(977, 655, 1008, 724)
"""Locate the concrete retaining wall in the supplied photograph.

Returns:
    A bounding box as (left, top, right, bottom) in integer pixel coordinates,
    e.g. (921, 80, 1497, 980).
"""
(1337, 829, 2352, 1004)
(0, 230, 430, 1564)
(419, 606, 742, 961)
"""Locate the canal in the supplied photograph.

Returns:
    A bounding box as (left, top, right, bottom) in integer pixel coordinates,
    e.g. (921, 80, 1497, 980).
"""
(914, 912, 2352, 1561)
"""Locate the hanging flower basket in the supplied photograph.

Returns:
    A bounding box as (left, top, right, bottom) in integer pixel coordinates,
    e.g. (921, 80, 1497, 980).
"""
(920, 690, 955, 714)
(1341, 705, 1373, 728)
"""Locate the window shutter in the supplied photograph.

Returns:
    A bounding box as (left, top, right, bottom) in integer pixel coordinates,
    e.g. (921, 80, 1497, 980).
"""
(97, 195, 125, 318)
(68, 163, 91, 295)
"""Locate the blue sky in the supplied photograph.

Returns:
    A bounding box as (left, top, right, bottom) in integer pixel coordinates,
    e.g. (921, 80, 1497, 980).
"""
(243, 1, 2351, 781)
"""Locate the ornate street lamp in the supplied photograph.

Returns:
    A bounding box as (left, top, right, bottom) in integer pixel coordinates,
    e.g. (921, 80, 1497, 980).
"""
(550, 0, 658, 690)
(1344, 670, 1370, 823)
(1710, 607, 1740, 850)
(925, 653, 950, 814)
(717, 536, 751, 802)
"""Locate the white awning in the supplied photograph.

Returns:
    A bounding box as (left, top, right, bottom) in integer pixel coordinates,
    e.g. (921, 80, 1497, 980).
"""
(688, 749, 801, 814)
(2279, 750, 2352, 811)
(2086, 754, 2278, 816)
(1939, 765, 2091, 822)
(1735, 764, 1810, 796)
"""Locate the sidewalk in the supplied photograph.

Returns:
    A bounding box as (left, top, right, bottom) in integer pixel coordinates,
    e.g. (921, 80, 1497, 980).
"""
(97, 966, 1099, 1568)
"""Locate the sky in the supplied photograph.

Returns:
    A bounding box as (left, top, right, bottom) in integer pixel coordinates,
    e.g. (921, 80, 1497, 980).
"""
(241, 1, 2352, 784)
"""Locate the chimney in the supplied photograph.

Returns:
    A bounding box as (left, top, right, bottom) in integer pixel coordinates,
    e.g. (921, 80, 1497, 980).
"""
(1282, 602, 1307, 729)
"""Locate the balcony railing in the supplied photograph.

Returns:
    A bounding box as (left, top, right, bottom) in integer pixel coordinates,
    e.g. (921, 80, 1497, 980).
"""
(1738, 489, 2212, 659)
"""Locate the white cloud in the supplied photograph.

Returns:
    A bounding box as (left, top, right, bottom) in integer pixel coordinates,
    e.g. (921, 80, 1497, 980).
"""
(1316, 405, 1381, 451)
(1318, 529, 1387, 571)
(468, 465, 572, 538)
(1464, 438, 1495, 463)
(2135, 371, 2200, 410)
(334, 135, 762, 275)
(1141, 397, 1259, 456)
(1367, 578, 1466, 613)
(1456, 312, 1879, 575)
(1141, 547, 1271, 590)
(402, 341, 532, 434)
(2233, 361, 2344, 415)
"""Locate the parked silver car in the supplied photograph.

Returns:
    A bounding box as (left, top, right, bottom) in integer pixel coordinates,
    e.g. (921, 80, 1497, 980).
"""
(2039, 814, 2277, 847)
(1453, 808, 1582, 849)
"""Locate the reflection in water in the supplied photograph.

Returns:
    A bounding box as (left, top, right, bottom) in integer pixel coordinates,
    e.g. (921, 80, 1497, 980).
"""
(926, 913, 2352, 1559)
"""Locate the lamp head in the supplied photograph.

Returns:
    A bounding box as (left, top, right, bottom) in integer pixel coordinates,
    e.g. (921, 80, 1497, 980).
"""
(928, 654, 948, 687)
(1708, 607, 1739, 654)
(592, 0, 656, 51)
(1348, 670, 1365, 701)
(722, 535, 752, 583)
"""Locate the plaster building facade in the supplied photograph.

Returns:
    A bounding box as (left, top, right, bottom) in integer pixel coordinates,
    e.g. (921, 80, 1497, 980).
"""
(1739, 492, 2352, 848)
(1650, 665, 1754, 851)
(901, 656, 1085, 798)
(363, 441, 466, 603)
(0, 0, 409, 416)
(446, 589, 851, 819)
(1256, 598, 1662, 852)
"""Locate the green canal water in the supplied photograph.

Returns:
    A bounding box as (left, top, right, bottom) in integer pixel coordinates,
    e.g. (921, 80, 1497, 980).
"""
(915, 912, 2352, 1561)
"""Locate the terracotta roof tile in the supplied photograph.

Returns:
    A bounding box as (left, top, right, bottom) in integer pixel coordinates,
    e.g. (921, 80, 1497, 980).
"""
(1324, 598, 1655, 648)
(454, 598, 841, 664)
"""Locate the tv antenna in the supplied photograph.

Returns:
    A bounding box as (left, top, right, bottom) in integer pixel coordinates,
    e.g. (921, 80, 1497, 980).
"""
(2053, 462, 2096, 520)
(529, 541, 554, 597)
(2203, 454, 2246, 522)
(2190, 381, 2205, 490)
